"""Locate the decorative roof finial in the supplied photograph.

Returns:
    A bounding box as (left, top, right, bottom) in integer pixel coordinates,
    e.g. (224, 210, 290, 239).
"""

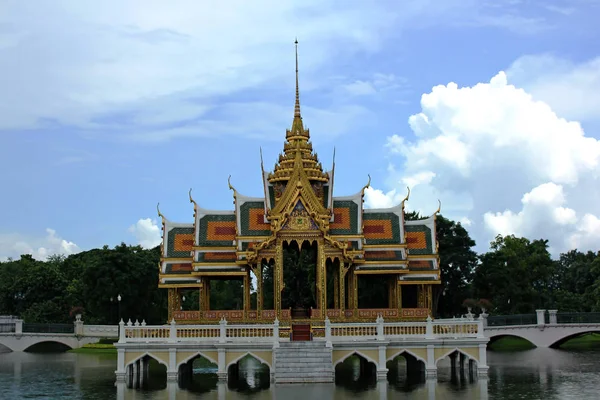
(228, 175, 237, 194)
(294, 38, 301, 119)
(361, 174, 371, 196)
(432, 199, 441, 217)
(157, 203, 165, 221)
(188, 188, 197, 208)
(401, 186, 410, 209)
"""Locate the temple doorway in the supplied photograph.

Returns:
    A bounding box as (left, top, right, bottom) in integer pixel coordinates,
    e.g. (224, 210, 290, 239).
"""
(281, 240, 317, 314)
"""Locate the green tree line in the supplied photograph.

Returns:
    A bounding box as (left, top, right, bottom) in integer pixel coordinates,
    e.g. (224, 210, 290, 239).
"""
(1, 214, 599, 323)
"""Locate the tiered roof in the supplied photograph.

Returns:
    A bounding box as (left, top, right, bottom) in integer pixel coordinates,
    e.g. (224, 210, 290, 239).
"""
(157, 41, 440, 287)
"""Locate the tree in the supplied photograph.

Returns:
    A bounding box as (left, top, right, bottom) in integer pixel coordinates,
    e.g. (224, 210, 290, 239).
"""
(405, 212, 478, 318)
(473, 235, 554, 314)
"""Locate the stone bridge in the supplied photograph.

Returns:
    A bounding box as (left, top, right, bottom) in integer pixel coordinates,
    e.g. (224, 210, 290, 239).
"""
(482, 310, 600, 348)
(0, 317, 118, 352)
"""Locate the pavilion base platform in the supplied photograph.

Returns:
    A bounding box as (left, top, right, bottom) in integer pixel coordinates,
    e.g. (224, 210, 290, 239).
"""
(114, 315, 489, 385)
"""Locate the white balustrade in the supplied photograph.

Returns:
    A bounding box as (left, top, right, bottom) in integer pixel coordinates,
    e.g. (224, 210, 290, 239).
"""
(116, 316, 484, 344)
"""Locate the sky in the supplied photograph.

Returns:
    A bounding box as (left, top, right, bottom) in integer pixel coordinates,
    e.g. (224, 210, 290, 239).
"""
(1, 0, 600, 260)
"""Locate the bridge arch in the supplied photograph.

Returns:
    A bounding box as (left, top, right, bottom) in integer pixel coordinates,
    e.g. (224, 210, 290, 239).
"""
(225, 352, 272, 371)
(549, 330, 600, 348)
(23, 340, 73, 352)
(333, 350, 379, 369)
(435, 348, 476, 366)
(176, 351, 218, 370)
(386, 349, 427, 365)
(487, 333, 536, 347)
(125, 352, 169, 369)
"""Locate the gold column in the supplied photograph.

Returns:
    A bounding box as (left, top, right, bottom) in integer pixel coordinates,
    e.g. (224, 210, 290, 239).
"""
(202, 280, 210, 311)
(319, 242, 327, 312)
(333, 260, 339, 310)
(243, 270, 250, 314)
(417, 284, 425, 308)
(397, 282, 402, 311)
(427, 285, 433, 313)
(339, 262, 346, 311)
(275, 241, 283, 317)
(347, 269, 354, 310)
(167, 288, 176, 322)
(198, 277, 204, 314)
(388, 277, 397, 309)
(352, 271, 358, 310)
(256, 264, 263, 314)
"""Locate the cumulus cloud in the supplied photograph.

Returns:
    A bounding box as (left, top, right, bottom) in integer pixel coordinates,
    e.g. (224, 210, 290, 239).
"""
(507, 55, 600, 123)
(366, 58, 600, 255)
(128, 219, 162, 249)
(0, 229, 81, 261)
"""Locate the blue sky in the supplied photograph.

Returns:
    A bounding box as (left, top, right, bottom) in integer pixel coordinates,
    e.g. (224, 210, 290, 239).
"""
(1, 0, 600, 259)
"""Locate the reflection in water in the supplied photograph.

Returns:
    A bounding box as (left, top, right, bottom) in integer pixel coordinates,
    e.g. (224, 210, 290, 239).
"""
(335, 355, 377, 392)
(227, 356, 270, 393)
(1, 347, 600, 399)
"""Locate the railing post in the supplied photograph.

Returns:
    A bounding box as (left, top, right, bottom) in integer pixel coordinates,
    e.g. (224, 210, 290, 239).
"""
(74, 316, 84, 336)
(548, 310, 558, 325)
(219, 317, 227, 344)
(480, 312, 488, 328)
(536, 310, 546, 327)
(376, 315, 384, 341)
(169, 318, 177, 343)
(15, 319, 23, 336)
(272, 318, 280, 348)
(477, 314, 485, 338)
(425, 315, 434, 339)
(325, 317, 332, 347)
(118, 319, 125, 343)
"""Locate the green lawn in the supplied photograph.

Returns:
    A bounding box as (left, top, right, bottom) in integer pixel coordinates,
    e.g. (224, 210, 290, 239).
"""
(69, 343, 116, 354)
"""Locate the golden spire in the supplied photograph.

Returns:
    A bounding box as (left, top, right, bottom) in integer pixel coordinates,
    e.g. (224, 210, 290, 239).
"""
(290, 38, 305, 135)
(294, 38, 301, 119)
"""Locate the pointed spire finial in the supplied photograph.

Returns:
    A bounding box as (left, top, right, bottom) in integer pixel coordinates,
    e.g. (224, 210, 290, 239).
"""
(294, 38, 301, 119)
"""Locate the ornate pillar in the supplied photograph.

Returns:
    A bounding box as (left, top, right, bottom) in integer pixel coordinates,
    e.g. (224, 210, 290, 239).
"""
(353, 271, 358, 310)
(167, 289, 181, 322)
(397, 282, 402, 310)
(333, 260, 339, 310)
(243, 270, 251, 313)
(318, 241, 327, 312)
(201, 279, 210, 311)
(275, 240, 283, 317)
(339, 262, 346, 312)
(388, 277, 397, 309)
(427, 285, 433, 313)
(347, 268, 358, 310)
(417, 284, 425, 308)
(256, 264, 263, 314)
(198, 278, 205, 312)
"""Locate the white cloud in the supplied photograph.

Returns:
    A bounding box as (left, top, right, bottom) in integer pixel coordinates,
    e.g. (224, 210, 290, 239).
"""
(0, 1, 562, 139)
(0, 0, 407, 135)
(128, 218, 162, 249)
(0, 229, 81, 261)
(369, 58, 600, 255)
(342, 73, 408, 97)
(507, 55, 600, 123)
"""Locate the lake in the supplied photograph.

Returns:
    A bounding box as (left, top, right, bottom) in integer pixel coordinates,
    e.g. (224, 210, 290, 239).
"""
(1, 347, 599, 399)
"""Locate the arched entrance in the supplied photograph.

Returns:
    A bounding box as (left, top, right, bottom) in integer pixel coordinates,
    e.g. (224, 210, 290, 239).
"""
(227, 354, 270, 392)
(334, 352, 377, 390)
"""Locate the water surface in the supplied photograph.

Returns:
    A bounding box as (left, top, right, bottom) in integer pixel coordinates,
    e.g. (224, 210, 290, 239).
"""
(1, 347, 599, 399)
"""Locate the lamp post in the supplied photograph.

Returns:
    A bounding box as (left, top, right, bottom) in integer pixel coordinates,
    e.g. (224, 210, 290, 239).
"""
(117, 294, 122, 322)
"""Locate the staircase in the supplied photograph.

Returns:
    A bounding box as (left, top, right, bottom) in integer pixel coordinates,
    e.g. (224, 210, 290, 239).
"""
(274, 341, 334, 383)
(291, 323, 311, 341)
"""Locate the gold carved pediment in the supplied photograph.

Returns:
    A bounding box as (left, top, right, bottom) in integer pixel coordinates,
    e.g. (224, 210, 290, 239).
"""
(281, 200, 318, 231)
